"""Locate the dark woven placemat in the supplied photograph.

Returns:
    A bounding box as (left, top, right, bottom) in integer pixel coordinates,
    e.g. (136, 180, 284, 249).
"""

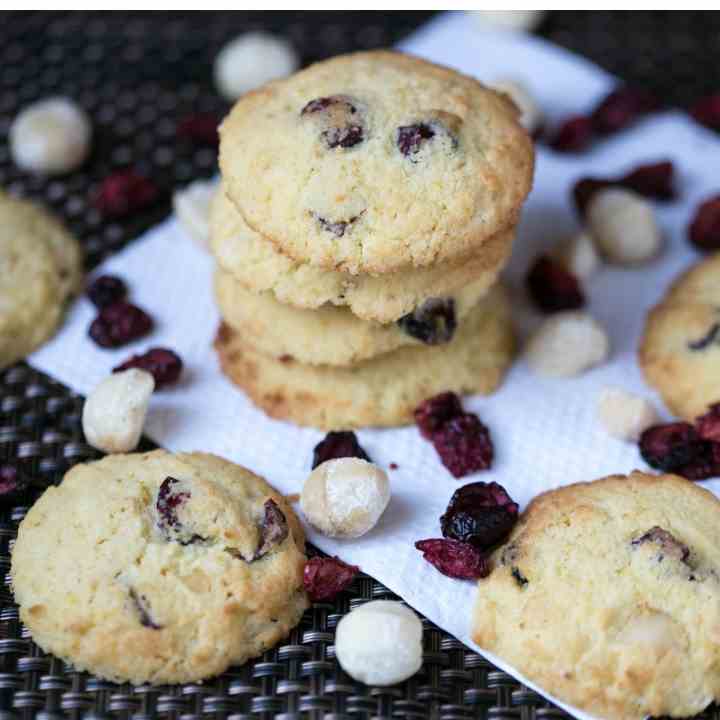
(1, 11, 719, 719)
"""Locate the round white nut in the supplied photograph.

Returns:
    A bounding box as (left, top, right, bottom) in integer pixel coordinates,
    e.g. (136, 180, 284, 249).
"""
(10, 97, 92, 175)
(597, 387, 659, 441)
(214, 32, 299, 101)
(491, 79, 543, 135)
(525, 311, 610, 378)
(301, 458, 390, 539)
(335, 600, 423, 686)
(554, 231, 600, 280)
(82, 369, 154, 454)
(172, 179, 217, 249)
(587, 188, 662, 265)
(471, 10, 546, 32)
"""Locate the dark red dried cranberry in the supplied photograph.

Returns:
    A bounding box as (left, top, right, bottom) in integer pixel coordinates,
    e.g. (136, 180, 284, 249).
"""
(312, 431, 371, 469)
(621, 161, 675, 201)
(303, 556, 359, 601)
(0, 465, 30, 505)
(573, 177, 614, 216)
(689, 93, 720, 131)
(414, 392, 464, 440)
(526, 255, 585, 313)
(689, 195, 720, 251)
(676, 442, 720, 481)
(156, 476, 189, 533)
(440, 482, 519, 550)
(255, 499, 289, 559)
(113, 348, 182, 389)
(389, 462, 399, 470)
(591, 87, 659, 135)
(696, 403, 720, 443)
(177, 113, 220, 146)
(549, 116, 593, 152)
(397, 122, 436, 157)
(86, 275, 127, 309)
(631, 526, 690, 563)
(301, 95, 364, 149)
(89, 302, 153, 348)
(639, 422, 702, 472)
(415, 538, 490, 580)
(397, 298, 456, 345)
(431, 413, 494, 478)
(93, 169, 159, 218)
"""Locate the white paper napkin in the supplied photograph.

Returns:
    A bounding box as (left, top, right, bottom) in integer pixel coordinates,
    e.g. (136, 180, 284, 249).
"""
(29, 12, 720, 720)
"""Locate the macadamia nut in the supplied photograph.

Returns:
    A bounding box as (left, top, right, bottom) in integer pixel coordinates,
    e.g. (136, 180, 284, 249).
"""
(335, 601, 423, 686)
(172, 179, 217, 248)
(492, 79, 543, 135)
(597, 387, 659, 441)
(10, 97, 91, 175)
(471, 10, 546, 32)
(525, 312, 610, 378)
(301, 458, 390, 539)
(554, 231, 600, 280)
(82, 369, 154, 453)
(587, 188, 662, 265)
(214, 32, 299, 101)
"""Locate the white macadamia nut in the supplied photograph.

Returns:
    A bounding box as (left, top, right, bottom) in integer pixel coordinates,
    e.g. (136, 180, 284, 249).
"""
(597, 387, 659, 441)
(491, 79, 543, 135)
(471, 10, 546, 32)
(82, 369, 154, 453)
(335, 601, 423, 686)
(10, 97, 92, 175)
(214, 32, 299, 101)
(554, 231, 600, 280)
(525, 312, 610, 378)
(587, 188, 662, 265)
(301, 458, 390, 539)
(172, 179, 217, 248)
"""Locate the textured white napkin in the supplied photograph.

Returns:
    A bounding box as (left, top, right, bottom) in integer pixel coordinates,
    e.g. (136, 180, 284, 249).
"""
(30, 12, 720, 720)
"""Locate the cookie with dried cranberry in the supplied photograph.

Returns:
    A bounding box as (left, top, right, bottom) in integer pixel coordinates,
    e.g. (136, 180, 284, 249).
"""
(214, 284, 515, 429)
(640, 253, 720, 420)
(219, 50, 534, 274)
(11, 450, 307, 685)
(473, 471, 720, 720)
(0, 189, 83, 370)
(209, 186, 513, 324)
(215, 268, 495, 367)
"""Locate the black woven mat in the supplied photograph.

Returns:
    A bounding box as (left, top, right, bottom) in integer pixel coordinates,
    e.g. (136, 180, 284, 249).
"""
(1, 11, 719, 719)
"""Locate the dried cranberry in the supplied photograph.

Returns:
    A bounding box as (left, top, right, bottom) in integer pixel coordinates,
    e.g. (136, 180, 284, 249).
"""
(526, 255, 585, 313)
(389, 462, 399, 470)
(93, 169, 159, 218)
(638, 422, 702, 472)
(301, 95, 365, 149)
(315, 213, 363, 238)
(631, 526, 690, 563)
(431, 413, 494, 478)
(0, 465, 29, 505)
(254, 499, 289, 559)
(156, 476, 189, 534)
(113, 348, 182, 389)
(689, 195, 720, 251)
(440, 482, 519, 550)
(572, 177, 614, 216)
(414, 392, 464, 440)
(676, 442, 720, 481)
(415, 538, 490, 580)
(312, 431, 371, 469)
(129, 588, 162, 630)
(591, 87, 659, 135)
(86, 275, 127, 309)
(689, 93, 720, 131)
(696, 403, 720, 443)
(397, 298, 456, 345)
(549, 116, 593, 152)
(177, 113, 220, 146)
(397, 122, 436, 157)
(621, 161, 675, 201)
(88, 302, 153, 348)
(303, 556, 359, 601)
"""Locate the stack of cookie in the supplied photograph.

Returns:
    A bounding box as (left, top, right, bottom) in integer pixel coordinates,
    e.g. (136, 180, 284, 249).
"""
(211, 51, 534, 429)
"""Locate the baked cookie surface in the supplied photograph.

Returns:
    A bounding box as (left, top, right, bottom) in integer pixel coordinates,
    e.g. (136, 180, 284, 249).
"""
(215, 269, 495, 367)
(11, 450, 308, 685)
(640, 253, 720, 420)
(473, 471, 720, 720)
(210, 186, 513, 323)
(215, 284, 515, 429)
(219, 50, 533, 274)
(0, 190, 83, 369)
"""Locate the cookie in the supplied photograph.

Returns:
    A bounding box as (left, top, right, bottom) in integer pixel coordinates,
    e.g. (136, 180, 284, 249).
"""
(473, 471, 720, 720)
(214, 284, 515, 429)
(219, 50, 534, 274)
(210, 186, 513, 323)
(639, 253, 720, 420)
(11, 450, 308, 685)
(0, 190, 83, 369)
(215, 269, 495, 367)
